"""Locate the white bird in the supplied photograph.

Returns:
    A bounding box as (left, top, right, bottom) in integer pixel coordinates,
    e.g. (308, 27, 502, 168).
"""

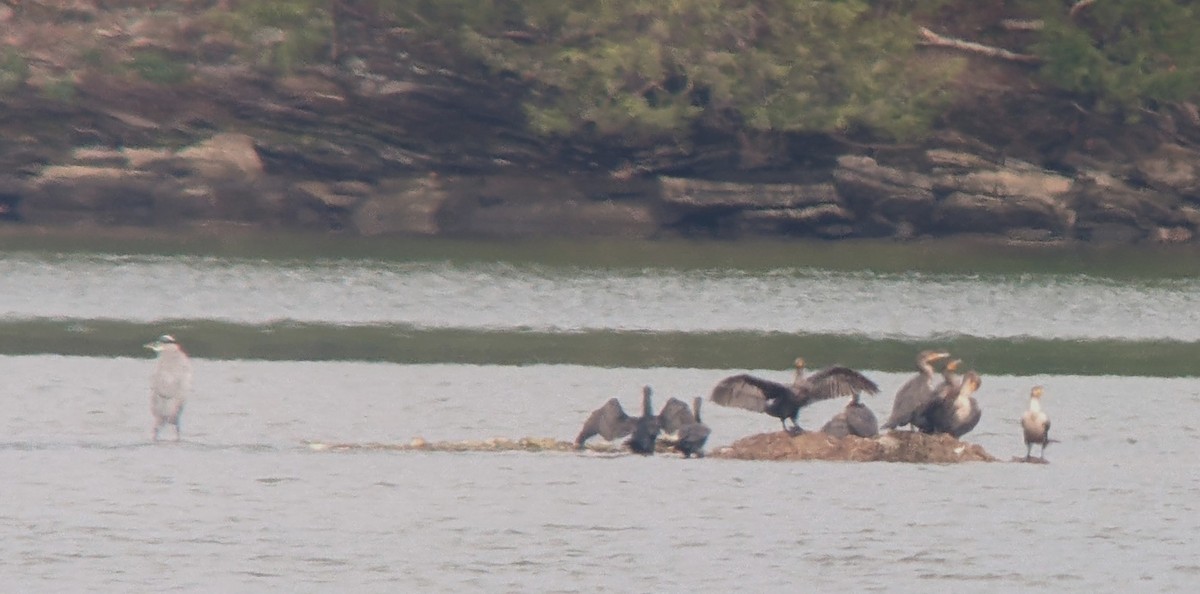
(1021, 385, 1051, 461)
(145, 334, 192, 441)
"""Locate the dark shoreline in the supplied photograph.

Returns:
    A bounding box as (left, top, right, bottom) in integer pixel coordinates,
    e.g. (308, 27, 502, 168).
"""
(6, 222, 1200, 276)
(4, 318, 1200, 377)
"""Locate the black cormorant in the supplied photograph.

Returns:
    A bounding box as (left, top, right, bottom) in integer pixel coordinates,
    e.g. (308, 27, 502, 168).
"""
(626, 386, 660, 455)
(710, 357, 879, 434)
(820, 393, 880, 438)
(673, 397, 711, 458)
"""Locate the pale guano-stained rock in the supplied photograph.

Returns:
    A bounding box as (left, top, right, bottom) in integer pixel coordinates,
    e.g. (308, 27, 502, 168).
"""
(658, 176, 856, 237)
(930, 158, 1075, 237)
(351, 175, 448, 236)
(1071, 170, 1185, 242)
(176, 132, 264, 179)
(1135, 143, 1200, 199)
(435, 174, 657, 238)
(833, 155, 936, 237)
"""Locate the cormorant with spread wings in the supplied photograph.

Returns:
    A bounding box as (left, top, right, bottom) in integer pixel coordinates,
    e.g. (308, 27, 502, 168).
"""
(710, 357, 879, 435)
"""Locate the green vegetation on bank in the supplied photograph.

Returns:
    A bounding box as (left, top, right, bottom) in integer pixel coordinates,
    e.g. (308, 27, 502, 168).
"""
(5, 1, 1200, 141)
(205, 0, 1200, 141)
(1026, 0, 1200, 115)
(210, 0, 332, 74)
(389, 0, 962, 142)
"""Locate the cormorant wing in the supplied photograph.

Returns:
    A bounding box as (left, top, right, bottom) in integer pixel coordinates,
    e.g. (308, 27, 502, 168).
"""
(882, 372, 940, 428)
(803, 366, 880, 402)
(575, 398, 636, 445)
(710, 374, 792, 413)
(657, 397, 696, 435)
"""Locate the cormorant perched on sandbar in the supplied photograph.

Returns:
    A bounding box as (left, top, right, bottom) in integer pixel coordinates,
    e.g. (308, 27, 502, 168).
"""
(881, 350, 951, 431)
(710, 357, 879, 435)
(673, 397, 711, 458)
(820, 392, 880, 438)
(928, 370, 983, 438)
(1021, 385, 1051, 461)
(574, 386, 663, 453)
(626, 386, 660, 455)
(574, 398, 633, 449)
(936, 359, 963, 398)
(657, 396, 697, 440)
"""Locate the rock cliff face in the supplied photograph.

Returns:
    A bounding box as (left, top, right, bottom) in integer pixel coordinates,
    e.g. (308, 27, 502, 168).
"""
(3, 2, 1200, 242)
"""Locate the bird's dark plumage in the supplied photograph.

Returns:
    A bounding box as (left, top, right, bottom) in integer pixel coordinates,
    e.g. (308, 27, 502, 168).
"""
(928, 370, 983, 438)
(711, 357, 879, 434)
(882, 350, 951, 431)
(626, 386, 659, 455)
(820, 399, 879, 438)
(657, 396, 697, 437)
(673, 396, 711, 458)
(574, 398, 637, 448)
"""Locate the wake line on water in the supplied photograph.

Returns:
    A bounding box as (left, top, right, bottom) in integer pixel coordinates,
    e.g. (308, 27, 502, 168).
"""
(2, 318, 1199, 376)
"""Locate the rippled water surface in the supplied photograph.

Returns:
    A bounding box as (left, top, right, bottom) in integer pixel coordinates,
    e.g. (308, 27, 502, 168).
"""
(3, 358, 1199, 592)
(3, 251, 1200, 340)
(2, 238, 1200, 591)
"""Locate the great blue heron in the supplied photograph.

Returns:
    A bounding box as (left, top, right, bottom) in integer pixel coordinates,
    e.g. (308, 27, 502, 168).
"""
(927, 370, 983, 438)
(574, 386, 673, 453)
(881, 350, 951, 431)
(672, 396, 711, 458)
(1021, 385, 1051, 461)
(145, 334, 191, 441)
(710, 357, 879, 435)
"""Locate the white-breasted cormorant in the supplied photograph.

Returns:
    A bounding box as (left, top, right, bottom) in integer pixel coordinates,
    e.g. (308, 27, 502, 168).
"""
(928, 370, 983, 438)
(1021, 385, 1051, 461)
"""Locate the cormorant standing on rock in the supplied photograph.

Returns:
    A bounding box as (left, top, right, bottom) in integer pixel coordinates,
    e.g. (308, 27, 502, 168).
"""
(928, 370, 983, 438)
(820, 392, 880, 438)
(1021, 385, 1051, 461)
(673, 397, 711, 458)
(626, 386, 660, 455)
(711, 357, 879, 434)
(882, 350, 951, 431)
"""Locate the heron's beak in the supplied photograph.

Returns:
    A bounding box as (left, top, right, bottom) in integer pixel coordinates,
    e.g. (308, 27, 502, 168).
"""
(144, 343, 160, 351)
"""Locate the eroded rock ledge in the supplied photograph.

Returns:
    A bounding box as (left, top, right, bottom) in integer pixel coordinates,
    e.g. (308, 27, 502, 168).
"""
(7, 135, 1200, 243)
(711, 430, 997, 463)
(4, 1, 1200, 242)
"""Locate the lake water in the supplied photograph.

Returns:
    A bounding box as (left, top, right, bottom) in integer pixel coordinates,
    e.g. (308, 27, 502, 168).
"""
(1, 236, 1198, 591)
